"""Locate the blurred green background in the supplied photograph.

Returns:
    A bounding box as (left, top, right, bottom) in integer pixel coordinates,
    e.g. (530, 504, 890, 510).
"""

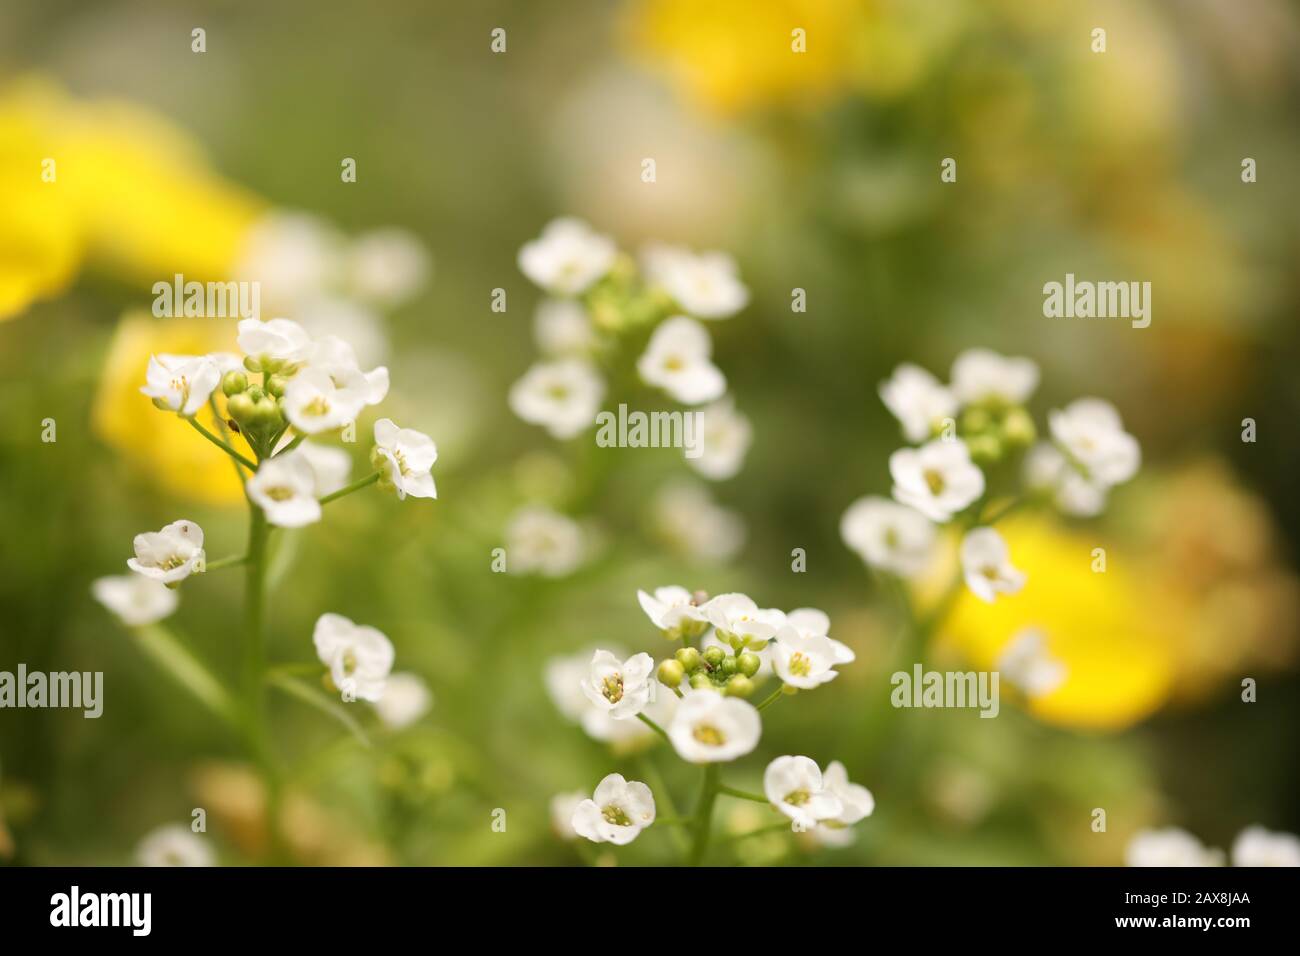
(1, 0, 1298, 865)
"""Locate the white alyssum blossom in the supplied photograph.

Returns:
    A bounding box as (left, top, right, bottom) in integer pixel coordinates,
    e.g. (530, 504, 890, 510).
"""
(580, 650, 657, 720)
(637, 586, 709, 639)
(1126, 827, 1224, 867)
(543, 648, 677, 745)
(819, 760, 876, 830)
(637, 315, 726, 405)
(237, 317, 314, 364)
(312, 612, 395, 702)
(372, 672, 433, 730)
(127, 520, 205, 585)
(518, 217, 617, 296)
(770, 623, 845, 689)
(960, 527, 1026, 603)
(702, 593, 784, 648)
(763, 756, 844, 830)
(508, 358, 605, 439)
(571, 773, 656, 845)
(550, 791, 588, 840)
(667, 691, 761, 763)
(347, 228, 429, 306)
(288, 440, 351, 497)
(995, 628, 1066, 697)
(840, 496, 937, 577)
(307, 335, 390, 407)
(505, 506, 586, 577)
(136, 825, 214, 867)
(950, 348, 1039, 406)
(92, 575, 179, 626)
(780, 608, 855, 666)
(890, 439, 985, 522)
(688, 398, 752, 480)
(1024, 442, 1107, 517)
(1049, 398, 1141, 487)
(246, 453, 322, 528)
(1231, 826, 1300, 867)
(373, 418, 438, 500)
(533, 299, 595, 356)
(652, 481, 745, 563)
(283, 367, 367, 433)
(641, 242, 749, 319)
(140, 354, 221, 417)
(879, 363, 957, 443)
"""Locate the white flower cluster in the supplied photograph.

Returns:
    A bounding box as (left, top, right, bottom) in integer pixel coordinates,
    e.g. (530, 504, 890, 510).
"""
(510, 217, 753, 481)
(1126, 825, 1300, 867)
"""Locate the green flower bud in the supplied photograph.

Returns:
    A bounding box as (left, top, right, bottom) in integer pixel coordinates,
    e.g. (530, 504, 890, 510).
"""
(737, 652, 761, 678)
(962, 407, 992, 436)
(244, 355, 265, 373)
(657, 659, 685, 688)
(675, 647, 702, 672)
(965, 432, 1002, 466)
(724, 675, 754, 698)
(252, 396, 281, 427)
(221, 370, 248, 396)
(689, 672, 712, 691)
(719, 655, 738, 676)
(702, 646, 725, 669)
(246, 385, 265, 403)
(226, 392, 256, 423)
(261, 357, 284, 374)
(265, 374, 287, 399)
(1001, 407, 1037, 449)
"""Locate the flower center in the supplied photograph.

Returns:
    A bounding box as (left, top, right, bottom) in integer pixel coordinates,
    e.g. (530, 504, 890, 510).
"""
(981, 565, 1000, 581)
(160, 554, 187, 570)
(788, 652, 812, 677)
(601, 674, 624, 704)
(266, 485, 295, 502)
(546, 383, 570, 401)
(883, 526, 900, 549)
(692, 723, 726, 746)
(923, 469, 946, 495)
(342, 650, 358, 675)
(601, 804, 632, 827)
(784, 789, 811, 807)
(304, 397, 330, 417)
(663, 355, 685, 372)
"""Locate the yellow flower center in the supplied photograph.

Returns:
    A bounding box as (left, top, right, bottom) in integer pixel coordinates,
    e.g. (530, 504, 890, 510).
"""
(784, 789, 811, 806)
(601, 804, 632, 826)
(266, 486, 295, 502)
(602, 674, 624, 704)
(788, 652, 812, 677)
(692, 723, 725, 746)
(923, 469, 945, 495)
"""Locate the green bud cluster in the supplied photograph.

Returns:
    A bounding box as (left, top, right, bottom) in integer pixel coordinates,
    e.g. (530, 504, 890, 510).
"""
(660, 644, 759, 697)
(954, 402, 1037, 467)
(581, 254, 672, 334)
(222, 360, 291, 457)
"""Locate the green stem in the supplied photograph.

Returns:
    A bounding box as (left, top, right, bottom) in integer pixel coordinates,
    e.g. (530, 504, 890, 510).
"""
(636, 712, 671, 745)
(269, 674, 372, 747)
(242, 502, 283, 858)
(319, 471, 381, 506)
(131, 624, 238, 728)
(274, 432, 305, 457)
(209, 396, 250, 481)
(755, 685, 785, 712)
(718, 784, 770, 804)
(723, 820, 793, 843)
(688, 764, 719, 866)
(188, 417, 257, 471)
(204, 553, 247, 572)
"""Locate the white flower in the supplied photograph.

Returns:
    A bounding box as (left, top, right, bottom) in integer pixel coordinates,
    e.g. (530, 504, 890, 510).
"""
(763, 756, 843, 830)
(1049, 398, 1140, 487)
(641, 243, 749, 319)
(245, 453, 321, 528)
(960, 527, 1026, 603)
(688, 398, 752, 480)
(950, 348, 1039, 406)
(702, 593, 784, 648)
(518, 217, 617, 295)
(534, 299, 595, 356)
(373, 418, 438, 500)
(820, 760, 875, 826)
(237, 317, 314, 364)
(637, 586, 709, 639)
(127, 520, 205, 585)
(508, 358, 605, 439)
(781, 608, 855, 665)
(505, 506, 585, 577)
(307, 335, 390, 407)
(889, 439, 985, 522)
(667, 691, 761, 763)
(92, 575, 179, 626)
(580, 650, 656, 720)
(312, 613, 395, 702)
(652, 481, 745, 563)
(140, 354, 221, 417)
(347, 228, 429, 306)
(551, 791, 588, 840)
(1126, 827, 1224, 867)
(288, 440, 351, 497)
(136, 825, 214, 867)
(372, 672, 433, 729)
(879, 363, 957, 443)
(1023, 442, 1108, 517)
(571, 773, 656, 845)
(638, 316, 726, 405)
(770, 623, 844, 689)
(583, 681, 678, 744)
(840, 496, 937, 577)
(995, 628, 1066, 697)
(282, 367, 367, 434)
(1232, 826, 1300, 867)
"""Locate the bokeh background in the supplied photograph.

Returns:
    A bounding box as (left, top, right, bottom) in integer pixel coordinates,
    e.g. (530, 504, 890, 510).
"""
(2, 0, 1298, 865)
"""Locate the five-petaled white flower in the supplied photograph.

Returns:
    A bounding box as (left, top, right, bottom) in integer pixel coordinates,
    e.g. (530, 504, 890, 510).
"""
(1126, 827, 1224, 867)
(819, 760, 875, 830)
(780, 608, 855, 666)
(283, 367, 367, 434)
(995, 628, 1066, 697)
(518, 217, 617, 296)
(960, 527, 1026, 603)
(637, 315, 726, 405)
(237, 317, 314, 364)
(637, 586, 709, 640)
(641, 243, 749, 319)
(667, 691, 761, 763)
(1231, 826, 1300, 867)
(533, 298, 595, 356)
(950, 348, 1039, 406)
(136, 824, 215, 867)
(312, 612, 395, 702)
(141, 354, 222, 417)
(372, 672, 433, 730)
(373, 418, 438, 500)
(840, 495, 937, 577)
(92, 574, 179, 626)
(504, 506, 586, 577)
(246, 453, 322, 528)
(702, 592, 784, 649)
(688, 397, 752, 480)
(127, 520, 205, 585)
(308, 335, 390, 407)
(580, 650, 657, 720)
(763, 756, 844, 830)
(770, 623, 844, 689)
(1023, 442, 1108, 517)
(1048, 398, 1140, 488)
(890, 439, 985, 522)
(508, 358, 605, 439)
(289, 440, 352, 497)
(879, 363, 957, 443)
(571, 773, 656, 845)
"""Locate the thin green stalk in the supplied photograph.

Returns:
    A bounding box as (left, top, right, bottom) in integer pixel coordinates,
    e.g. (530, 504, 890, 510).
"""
(188, 417, 257, 471)
(242, 502, 283, 857)
(319, 471, 381, 505)
(718, 784, 769, 804)
(204, 553, 247, 572)
(132, 624, 237, 728)
(723, 820, 794, 843)
(636, 712, 671, 745)
(755, 685, 785, 712)
(688, 764, 720, 866)
(269, 673, 372, 747)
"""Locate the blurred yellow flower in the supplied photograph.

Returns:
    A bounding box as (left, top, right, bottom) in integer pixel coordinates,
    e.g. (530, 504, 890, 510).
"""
(93, 312, 246, 506)
(937, 517, 1181, 731)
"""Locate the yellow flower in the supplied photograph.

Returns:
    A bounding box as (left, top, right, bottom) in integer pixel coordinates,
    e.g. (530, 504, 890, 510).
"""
(93, 312, 247, 506)
(936, 517, 1181, 730)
